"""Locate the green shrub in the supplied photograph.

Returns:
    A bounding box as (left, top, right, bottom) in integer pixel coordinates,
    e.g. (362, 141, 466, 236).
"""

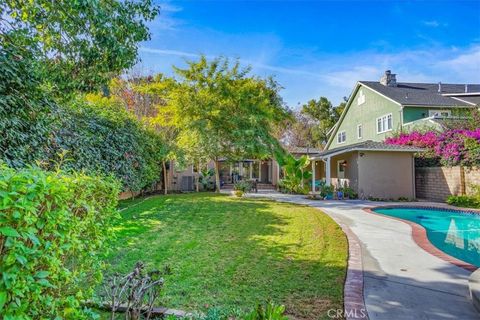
(0, 164, 120, 319)
(234, 181, 252, 193)
(52, 96, 165, 192)
(446, 195, 480, 208)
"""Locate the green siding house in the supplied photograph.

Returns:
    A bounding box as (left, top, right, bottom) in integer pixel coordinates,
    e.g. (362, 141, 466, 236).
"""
(326, 71, 479, 150)
(308, 71, 479, 199)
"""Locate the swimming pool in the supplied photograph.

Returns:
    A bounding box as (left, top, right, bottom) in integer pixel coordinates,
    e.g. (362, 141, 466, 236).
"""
(373, 207, 480, 268)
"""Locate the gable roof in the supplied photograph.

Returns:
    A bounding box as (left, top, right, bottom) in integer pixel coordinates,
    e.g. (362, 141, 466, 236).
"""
(325, 80, 480, 150)
(311, 140, 423, 160)
(360, 81, 480, 107)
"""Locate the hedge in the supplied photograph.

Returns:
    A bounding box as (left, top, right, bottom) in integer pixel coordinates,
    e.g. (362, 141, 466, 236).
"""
(52, 95, 165, 192)
(0, 164, 120, 319)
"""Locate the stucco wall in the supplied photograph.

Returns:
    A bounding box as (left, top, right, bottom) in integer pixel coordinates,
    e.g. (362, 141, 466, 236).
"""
(330, 152, 359, 191)
(357, 151, 415, 199)
(415, 166, 480, 202)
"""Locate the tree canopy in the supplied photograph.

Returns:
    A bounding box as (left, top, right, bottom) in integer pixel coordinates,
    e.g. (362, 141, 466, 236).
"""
(0, 0, 158, 96)
(160, 56, 290, 191)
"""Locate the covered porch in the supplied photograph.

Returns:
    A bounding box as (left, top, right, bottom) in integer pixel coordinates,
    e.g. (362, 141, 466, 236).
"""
(309, 141, 423, 200)
(218, 159, 280, 187)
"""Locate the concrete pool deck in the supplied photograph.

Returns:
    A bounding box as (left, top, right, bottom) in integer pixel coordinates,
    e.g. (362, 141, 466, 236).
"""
(244, 191, 479, 320)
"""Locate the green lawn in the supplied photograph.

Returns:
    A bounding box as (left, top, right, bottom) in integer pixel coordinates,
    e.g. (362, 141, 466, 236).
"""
(106, 193, 347, 319)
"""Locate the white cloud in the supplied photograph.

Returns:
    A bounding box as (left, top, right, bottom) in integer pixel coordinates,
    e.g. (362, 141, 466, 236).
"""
(423, 20, 440, 27)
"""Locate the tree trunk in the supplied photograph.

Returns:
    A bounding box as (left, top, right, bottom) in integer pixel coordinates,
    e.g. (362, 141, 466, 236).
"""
(162, 161, 168, 195)
(214, 158, 221, 193)
(196, 161, 200, 192)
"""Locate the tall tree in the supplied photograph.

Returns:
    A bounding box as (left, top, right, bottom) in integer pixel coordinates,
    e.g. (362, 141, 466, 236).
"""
(0, 0, 159, 96)
(162, 56, 289, 192)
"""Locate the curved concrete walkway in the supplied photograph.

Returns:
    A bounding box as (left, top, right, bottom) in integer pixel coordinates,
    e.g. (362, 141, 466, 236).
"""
(246, 192, 479, 320)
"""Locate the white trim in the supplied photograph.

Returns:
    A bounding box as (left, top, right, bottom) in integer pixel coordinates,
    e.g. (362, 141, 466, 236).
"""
(376, 113, 393, 134)
(449, 97, 477, 106)
(309, 147, 424, 160)
(337, 130, 347, 144)
(442, 92, 480, 96)
(359, 82, 403, 106)
(357, 124, 363, 139)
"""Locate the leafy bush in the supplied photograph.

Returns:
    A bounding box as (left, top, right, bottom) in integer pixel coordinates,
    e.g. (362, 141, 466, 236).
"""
(0, 164, 120, 319)
(446, 195, 480, 208)
(234, 181, 252, 192)
(51, 95, 165, 192)
(337, 186, 358, 199)
(0, 47, 55, 168)
(446, 185, 480, 208)
(276, 154, 311, 194)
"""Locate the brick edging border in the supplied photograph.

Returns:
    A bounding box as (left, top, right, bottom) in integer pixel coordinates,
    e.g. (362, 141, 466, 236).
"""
(364, 206, 478, 273)
(337, 221, 369, 320)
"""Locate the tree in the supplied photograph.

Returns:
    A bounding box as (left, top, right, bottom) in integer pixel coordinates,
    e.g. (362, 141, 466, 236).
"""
(280, 96, 346, 148)
(300, 97, 341, 145)
(109, 75, 179, 194)
(162, 56, 289, 192)
(0, 0, 159, 96)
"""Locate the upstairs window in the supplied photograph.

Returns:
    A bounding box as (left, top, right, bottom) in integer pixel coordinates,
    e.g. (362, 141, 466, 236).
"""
(337, 131, 346, 144)
(357, 124, 363, 139)
(376, 114, 393, 134)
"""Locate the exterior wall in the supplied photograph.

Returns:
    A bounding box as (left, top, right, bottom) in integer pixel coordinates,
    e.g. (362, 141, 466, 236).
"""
(329, 85, 402, 149)
(357, 151, 415, 199)
(415, 166, 480, 202)
(329, 152, 359, 191)
(403, 106, 469, 124)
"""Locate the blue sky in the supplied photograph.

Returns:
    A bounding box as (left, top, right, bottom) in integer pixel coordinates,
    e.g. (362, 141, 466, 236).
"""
(138, 0, 480, 108)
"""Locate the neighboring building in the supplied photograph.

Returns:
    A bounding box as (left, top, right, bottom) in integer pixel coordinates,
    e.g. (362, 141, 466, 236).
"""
(309, 71, 479, 199)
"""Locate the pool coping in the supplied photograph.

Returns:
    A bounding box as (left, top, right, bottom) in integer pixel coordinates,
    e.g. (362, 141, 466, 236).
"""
(364, 205, 478, 273)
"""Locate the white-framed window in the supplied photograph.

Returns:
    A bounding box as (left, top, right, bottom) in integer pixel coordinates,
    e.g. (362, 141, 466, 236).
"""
(337, 131, 346, 144)
(357, 124, 363, 139)
(429, 109, 451, 118)
(376, 113, 393, 134)
(357, 89, 365, 106)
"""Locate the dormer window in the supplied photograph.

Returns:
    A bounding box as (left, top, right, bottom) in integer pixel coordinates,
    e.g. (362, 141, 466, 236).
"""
(357, 90, 365, 105)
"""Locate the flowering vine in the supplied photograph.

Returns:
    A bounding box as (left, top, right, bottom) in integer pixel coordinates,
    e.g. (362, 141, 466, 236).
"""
(385, 129, 480, 167)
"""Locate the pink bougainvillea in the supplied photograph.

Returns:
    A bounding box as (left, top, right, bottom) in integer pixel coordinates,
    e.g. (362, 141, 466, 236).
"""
(385, 129, 480, 166)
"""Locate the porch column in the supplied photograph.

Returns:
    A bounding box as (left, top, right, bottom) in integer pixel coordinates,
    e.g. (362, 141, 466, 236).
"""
(239, 162, 243, 178)
(325, 157, 331, 186)
(249, 162, 253, 179)
(258, 161, 262, 182)
(311, 160, 316, 193)
(276, 161, 280, 182)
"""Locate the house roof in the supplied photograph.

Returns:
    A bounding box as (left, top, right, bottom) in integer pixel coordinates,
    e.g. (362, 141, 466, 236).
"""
(287, 146, 323, 154)
(360, 81, 480, 107)
(311, 140, 423, 160)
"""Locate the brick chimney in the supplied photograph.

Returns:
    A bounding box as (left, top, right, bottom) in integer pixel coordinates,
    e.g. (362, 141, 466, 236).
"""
(380, 70, 397, 87)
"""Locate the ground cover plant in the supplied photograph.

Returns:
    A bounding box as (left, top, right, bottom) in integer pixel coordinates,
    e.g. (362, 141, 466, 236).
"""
(105, 193, 347, 319)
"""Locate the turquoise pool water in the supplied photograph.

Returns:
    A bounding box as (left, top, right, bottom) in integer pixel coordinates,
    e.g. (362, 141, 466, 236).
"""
(373, 207, 480, 267)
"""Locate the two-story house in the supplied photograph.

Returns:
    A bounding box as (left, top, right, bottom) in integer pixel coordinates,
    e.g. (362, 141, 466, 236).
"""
(309, 70, 479, 199)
